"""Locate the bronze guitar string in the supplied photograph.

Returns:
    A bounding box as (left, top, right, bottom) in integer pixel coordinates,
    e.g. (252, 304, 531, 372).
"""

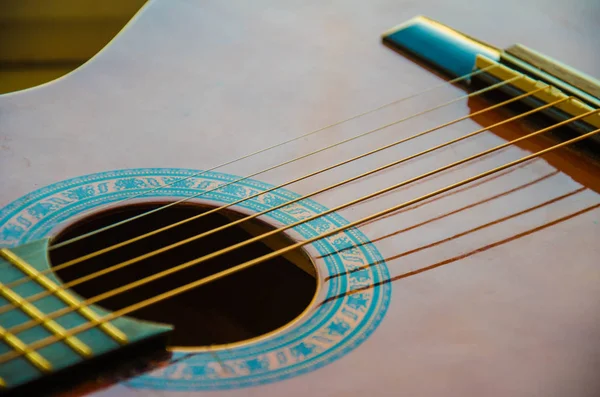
(0, 87, 562, 316)
(0, 124, 598, 364)
(3, 107, 598, 340)
(0, 61, 595, 357)
(50, 68, 504, 251)
(1, 101, 592, 326)
(48, 78, 527, 266)
(49, 65, 497, 251)
(1, 75, 522, 296)
(5, 73, 518, 291)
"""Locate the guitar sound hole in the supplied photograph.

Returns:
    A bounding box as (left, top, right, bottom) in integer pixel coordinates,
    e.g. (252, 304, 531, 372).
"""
(49, 202, 318, 348)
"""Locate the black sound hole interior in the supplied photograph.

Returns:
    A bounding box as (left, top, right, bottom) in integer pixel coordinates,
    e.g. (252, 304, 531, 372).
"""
(49, 202, 318, 347)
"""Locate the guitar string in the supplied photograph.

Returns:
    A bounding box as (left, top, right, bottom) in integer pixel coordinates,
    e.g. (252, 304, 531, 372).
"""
(4, 105, 592, 333)
(4, 73, 516, 290)
(45, 77, 522, 265)
(0, 87, 561, 315)
(49, 66, 495, 251)
(4, 75, 518, 292)
(1, 126, 597, 364)
(4, 108, 597, 338)
(49, 67, 500, 251)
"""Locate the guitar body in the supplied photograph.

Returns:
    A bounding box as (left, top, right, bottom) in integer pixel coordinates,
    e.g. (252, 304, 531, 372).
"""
(1, 0, 599, 396)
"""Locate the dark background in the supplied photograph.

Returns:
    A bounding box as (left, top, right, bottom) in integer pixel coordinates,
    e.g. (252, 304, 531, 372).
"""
(0, 0, 147, 94)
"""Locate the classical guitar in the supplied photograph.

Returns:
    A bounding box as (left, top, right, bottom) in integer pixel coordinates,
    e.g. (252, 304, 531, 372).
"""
(1, 1, 599, 396)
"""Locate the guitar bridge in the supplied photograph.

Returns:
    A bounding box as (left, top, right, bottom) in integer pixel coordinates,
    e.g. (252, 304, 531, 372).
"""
(382, 16, 600, 148)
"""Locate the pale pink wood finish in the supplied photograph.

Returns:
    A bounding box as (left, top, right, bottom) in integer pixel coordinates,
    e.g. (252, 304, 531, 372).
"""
(1, 0, 600, 396)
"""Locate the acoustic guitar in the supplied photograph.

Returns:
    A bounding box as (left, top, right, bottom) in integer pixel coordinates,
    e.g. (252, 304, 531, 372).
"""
(1, 1, 599, 396)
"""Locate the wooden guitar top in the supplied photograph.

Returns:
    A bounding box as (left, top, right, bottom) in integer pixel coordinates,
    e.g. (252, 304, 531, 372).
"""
(0, 1, 599, 396)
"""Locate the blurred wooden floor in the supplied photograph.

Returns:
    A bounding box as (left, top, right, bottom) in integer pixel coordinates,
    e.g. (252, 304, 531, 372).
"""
(0, 0, 146, 94)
